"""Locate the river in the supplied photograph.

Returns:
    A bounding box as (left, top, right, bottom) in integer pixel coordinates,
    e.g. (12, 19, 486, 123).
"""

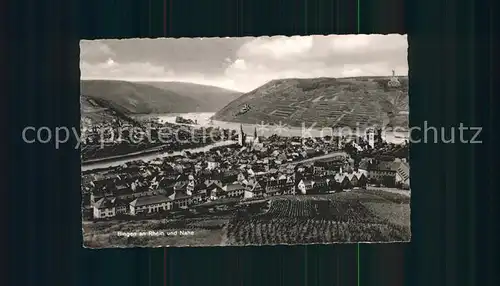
(84, 112, 409, 171)
(136, 112, 410, 144)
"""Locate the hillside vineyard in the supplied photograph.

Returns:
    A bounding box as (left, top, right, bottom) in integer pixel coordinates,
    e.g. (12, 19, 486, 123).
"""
(213, 77, 408, 130)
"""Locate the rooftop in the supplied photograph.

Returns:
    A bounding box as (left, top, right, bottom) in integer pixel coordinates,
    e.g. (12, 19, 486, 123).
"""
(224, 183, 246, 192)
(130, 195, 172, 207)
(94, 197, 115, 209)
(169, 190, 191, 200)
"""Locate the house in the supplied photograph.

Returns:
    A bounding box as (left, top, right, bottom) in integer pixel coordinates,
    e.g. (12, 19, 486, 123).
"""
(93, 197, 116, 219)
(129, 195, 173, 216)
(90, 189, 113, 205)
(172, 180, 188, 192)
(223, 183, 246, 198)
(277, 174, 288, 185)
(114, 198, 130, 214)
(247, 180, 265, 196)
(311, 178, 329, 193)
(186, 179, 195, 195)
(359, 159, 398, 186)
(237, 172, 246, 183)
(243, 188, 255, 199)
(334, 173, 352, 189)
(333, 170, 368, 189)
(208, 184, 225, 200)
(205, 157, 219, 170)
(352, 172, 368, 188)
(168, 190, 193, 209)
(313, 165, 325, 174)
(246, 168, 256, 177)
(204, 179, 222, 187)
(92, 187, 168, 203)
(285, 174, 295, 186)
(264, 179, 286, 196)
(296, 179, 315, 195)
(315, 153, 349, 170)
(395, 161, 410, 188)
(192, 183, 209, 201)
(346, 173, 359, 187)
(324, 176, 340, 192)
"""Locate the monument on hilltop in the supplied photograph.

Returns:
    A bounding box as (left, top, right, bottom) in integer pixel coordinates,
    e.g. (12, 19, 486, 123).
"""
(387, 70, 401, 88)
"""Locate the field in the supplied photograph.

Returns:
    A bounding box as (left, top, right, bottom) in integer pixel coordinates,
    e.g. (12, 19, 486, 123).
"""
(224, 192, 410, 245)
(82, 190, 410, 248)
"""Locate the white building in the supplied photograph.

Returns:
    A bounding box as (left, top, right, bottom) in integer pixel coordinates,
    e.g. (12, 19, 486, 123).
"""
(129, 195, 173, 216)
(243, 189, 255, 199)
(297, 179, 315, 195)
(93, 197, 116, 219)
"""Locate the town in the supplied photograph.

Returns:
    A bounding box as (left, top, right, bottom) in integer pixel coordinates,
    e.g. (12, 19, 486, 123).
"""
(82, 124, 409, 221)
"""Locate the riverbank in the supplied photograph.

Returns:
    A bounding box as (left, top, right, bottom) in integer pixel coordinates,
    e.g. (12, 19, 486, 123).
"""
(82, 145, 166, 165)
(81, 140, 238, 172)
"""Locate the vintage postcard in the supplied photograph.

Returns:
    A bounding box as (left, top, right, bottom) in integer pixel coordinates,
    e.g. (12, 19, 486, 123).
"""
(80, 34, 410, 248)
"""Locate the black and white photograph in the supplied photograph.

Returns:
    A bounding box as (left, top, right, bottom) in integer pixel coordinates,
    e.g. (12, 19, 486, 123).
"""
(80, 34, 410, 248)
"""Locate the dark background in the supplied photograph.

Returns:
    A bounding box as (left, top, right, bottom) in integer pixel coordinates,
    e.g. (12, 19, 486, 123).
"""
(5, 0, 497, 285)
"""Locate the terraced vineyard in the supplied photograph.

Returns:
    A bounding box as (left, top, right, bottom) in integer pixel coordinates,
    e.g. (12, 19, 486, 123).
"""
(213, 77, 409, 128)
(225, 197, 410, 245)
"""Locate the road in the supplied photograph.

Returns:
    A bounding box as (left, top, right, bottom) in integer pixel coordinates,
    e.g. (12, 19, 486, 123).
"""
(367, 187, 411, 197)
(291, 151, 349, 165)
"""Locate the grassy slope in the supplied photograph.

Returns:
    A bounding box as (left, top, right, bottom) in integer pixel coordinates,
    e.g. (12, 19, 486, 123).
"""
(213, 77, 409, 128)
(81, 80, 199, 114)
(81, 80, 242, 114)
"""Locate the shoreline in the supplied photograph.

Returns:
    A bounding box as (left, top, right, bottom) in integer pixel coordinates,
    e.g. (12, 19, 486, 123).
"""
(135, 112, 410, 138)
(81, 140, 238, 172)
(82, 145, 166, 165)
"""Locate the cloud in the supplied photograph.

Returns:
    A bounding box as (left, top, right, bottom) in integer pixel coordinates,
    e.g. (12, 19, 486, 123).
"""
(237, 36, 314, 60)
(80, 41, 115, 63)
(222, 34, 408, 91)
(330, 35, 372, 52)
(80, 60, 174, 79)
(80, 35, 408, 92)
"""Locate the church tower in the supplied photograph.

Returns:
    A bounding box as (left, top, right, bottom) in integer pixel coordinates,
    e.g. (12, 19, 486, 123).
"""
(238, 124, 246, 146)
(367, 129, 375, 148)
(253, 127, 259, 143)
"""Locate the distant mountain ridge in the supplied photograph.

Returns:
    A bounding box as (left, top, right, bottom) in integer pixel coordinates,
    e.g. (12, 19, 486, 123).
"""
(80, 80, 242, 114)
(141, 81, 242, 112)
(212, 77, 409, 129)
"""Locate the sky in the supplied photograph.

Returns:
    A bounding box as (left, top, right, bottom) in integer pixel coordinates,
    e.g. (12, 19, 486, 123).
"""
(80, 34, 408, 93)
